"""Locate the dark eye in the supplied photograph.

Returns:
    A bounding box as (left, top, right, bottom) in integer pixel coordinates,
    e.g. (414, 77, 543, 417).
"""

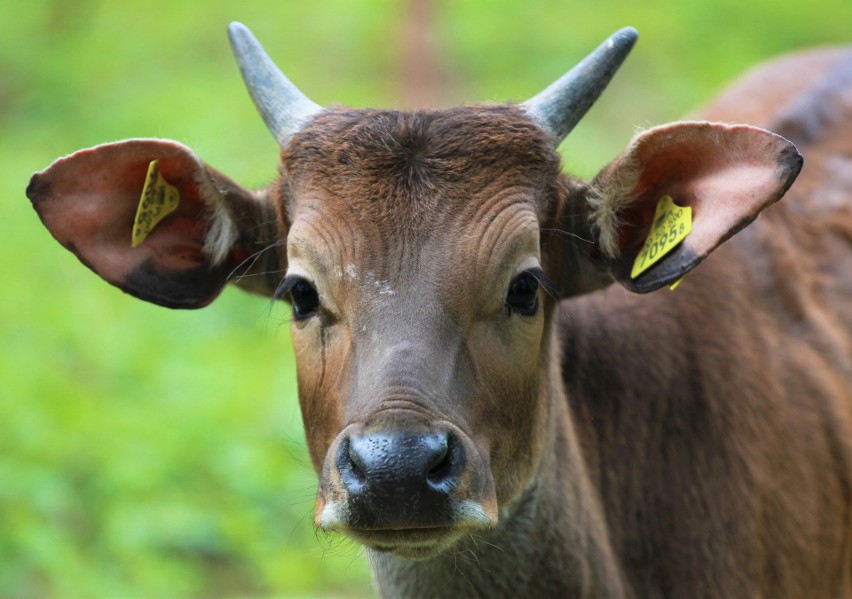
(506, 271, 539, 316)
(284, 277, 320, 320)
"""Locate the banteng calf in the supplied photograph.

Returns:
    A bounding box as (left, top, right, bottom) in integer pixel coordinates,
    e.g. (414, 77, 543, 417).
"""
(28, 24, 852, 598)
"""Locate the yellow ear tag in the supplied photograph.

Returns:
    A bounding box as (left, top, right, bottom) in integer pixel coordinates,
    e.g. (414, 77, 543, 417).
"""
(131, 160, 180, 248)
(630, 195, 692, 279)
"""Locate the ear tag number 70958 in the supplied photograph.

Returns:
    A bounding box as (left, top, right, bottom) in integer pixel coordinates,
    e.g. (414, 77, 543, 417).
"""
(630, 195, 692, 281)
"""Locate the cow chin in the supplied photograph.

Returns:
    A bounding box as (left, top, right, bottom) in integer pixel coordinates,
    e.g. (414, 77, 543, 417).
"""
(354, 528, 465, 560)
(319, 498, 497, 560)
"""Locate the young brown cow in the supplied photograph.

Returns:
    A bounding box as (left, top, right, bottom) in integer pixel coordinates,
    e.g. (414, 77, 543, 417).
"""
(28, 24, 851, 598)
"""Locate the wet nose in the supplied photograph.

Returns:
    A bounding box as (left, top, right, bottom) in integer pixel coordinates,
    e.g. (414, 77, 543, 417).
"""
(336, 431, 463, 527)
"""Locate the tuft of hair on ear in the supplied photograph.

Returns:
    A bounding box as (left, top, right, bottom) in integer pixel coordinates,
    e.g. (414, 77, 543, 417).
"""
(197, 172, 239, 266)
(586, 152, 642, 258)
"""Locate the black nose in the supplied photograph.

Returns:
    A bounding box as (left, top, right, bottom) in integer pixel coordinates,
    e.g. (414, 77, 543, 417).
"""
(336, 431, 463, 527)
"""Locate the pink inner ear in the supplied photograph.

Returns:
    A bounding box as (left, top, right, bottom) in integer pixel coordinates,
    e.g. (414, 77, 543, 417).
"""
(29, 139, 230, 307)
(615, 122, 802, 259)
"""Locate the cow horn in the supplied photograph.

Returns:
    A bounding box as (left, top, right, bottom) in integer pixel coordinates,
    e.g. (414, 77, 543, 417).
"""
(521, 27, 638, 145)
(228, 22, 322, 146)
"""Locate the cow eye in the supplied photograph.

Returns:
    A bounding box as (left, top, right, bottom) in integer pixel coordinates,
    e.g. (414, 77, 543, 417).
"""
(506, 271, 539, 316)
(279, 277, 320, 320)
(291, 278, 320, 320)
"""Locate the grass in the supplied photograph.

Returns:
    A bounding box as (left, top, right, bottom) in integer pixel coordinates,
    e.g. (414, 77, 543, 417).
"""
(2, 0, 850, 596)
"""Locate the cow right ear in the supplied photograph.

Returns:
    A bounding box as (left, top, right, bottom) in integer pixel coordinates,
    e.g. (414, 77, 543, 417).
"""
(27, 139, 285, 309)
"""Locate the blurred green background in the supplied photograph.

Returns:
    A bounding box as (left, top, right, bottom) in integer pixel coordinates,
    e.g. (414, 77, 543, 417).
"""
(2, 0, 850, 596)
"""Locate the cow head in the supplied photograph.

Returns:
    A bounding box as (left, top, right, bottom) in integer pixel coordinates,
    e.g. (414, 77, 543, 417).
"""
(27, 23, 801, 560)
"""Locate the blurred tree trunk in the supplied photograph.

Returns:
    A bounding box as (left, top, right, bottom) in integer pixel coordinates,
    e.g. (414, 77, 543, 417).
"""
(398, 0, 450, 108)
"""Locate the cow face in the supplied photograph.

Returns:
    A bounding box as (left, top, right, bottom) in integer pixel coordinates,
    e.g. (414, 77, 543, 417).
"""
(277, 107, 561, 557)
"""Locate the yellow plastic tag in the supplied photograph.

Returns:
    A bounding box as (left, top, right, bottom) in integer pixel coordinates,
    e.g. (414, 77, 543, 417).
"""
(131, 160, 180, 248)
(668, 276, 684, 291)
(630, 195, 692, 279)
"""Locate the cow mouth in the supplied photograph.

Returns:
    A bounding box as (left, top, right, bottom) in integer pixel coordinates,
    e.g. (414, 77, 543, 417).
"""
(343, 526, 465, 560)
(318, 494, 498, 559)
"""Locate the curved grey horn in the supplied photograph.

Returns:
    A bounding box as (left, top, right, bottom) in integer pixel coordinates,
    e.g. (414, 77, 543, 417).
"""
(228, 22, 322, 146)
(521, 27, 638, 145)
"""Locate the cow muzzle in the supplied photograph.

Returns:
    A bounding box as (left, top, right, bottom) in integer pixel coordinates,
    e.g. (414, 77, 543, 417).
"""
(316, 419, 498, 559)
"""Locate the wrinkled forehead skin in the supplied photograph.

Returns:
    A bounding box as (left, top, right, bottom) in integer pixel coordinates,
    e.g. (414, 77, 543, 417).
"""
(280, 105, 562, 305)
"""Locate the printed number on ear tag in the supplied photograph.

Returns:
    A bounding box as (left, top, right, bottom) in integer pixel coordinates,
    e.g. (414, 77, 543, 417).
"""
(131, 160, 180, 248)
(630, 195, 692, 279)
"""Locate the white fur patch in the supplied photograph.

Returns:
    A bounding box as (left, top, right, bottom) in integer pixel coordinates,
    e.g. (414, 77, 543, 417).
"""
(453, 498, 498, 527)
(318, 499, 346, 530)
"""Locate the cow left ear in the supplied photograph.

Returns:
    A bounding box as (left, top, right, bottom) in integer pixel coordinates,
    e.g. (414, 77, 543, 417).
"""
(28, 139, 285, 308)
(584, 121, 802, 292)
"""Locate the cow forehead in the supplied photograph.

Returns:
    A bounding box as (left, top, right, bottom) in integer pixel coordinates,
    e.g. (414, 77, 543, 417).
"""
(281, 104, 560, 210)
(281, 105, 557, 283)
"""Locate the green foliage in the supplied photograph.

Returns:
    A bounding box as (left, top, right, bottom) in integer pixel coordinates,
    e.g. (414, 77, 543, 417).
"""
(2, 0, 850, 596)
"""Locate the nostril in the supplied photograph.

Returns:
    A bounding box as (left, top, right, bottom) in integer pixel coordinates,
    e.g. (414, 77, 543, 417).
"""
(426, 433, 459, 491)
(346, 439, 367, 485)
(338, 437, 367, 491)
(348, 460, 367, 487)
(426, 441, 448, 473)
(426, 450, 451, 484)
